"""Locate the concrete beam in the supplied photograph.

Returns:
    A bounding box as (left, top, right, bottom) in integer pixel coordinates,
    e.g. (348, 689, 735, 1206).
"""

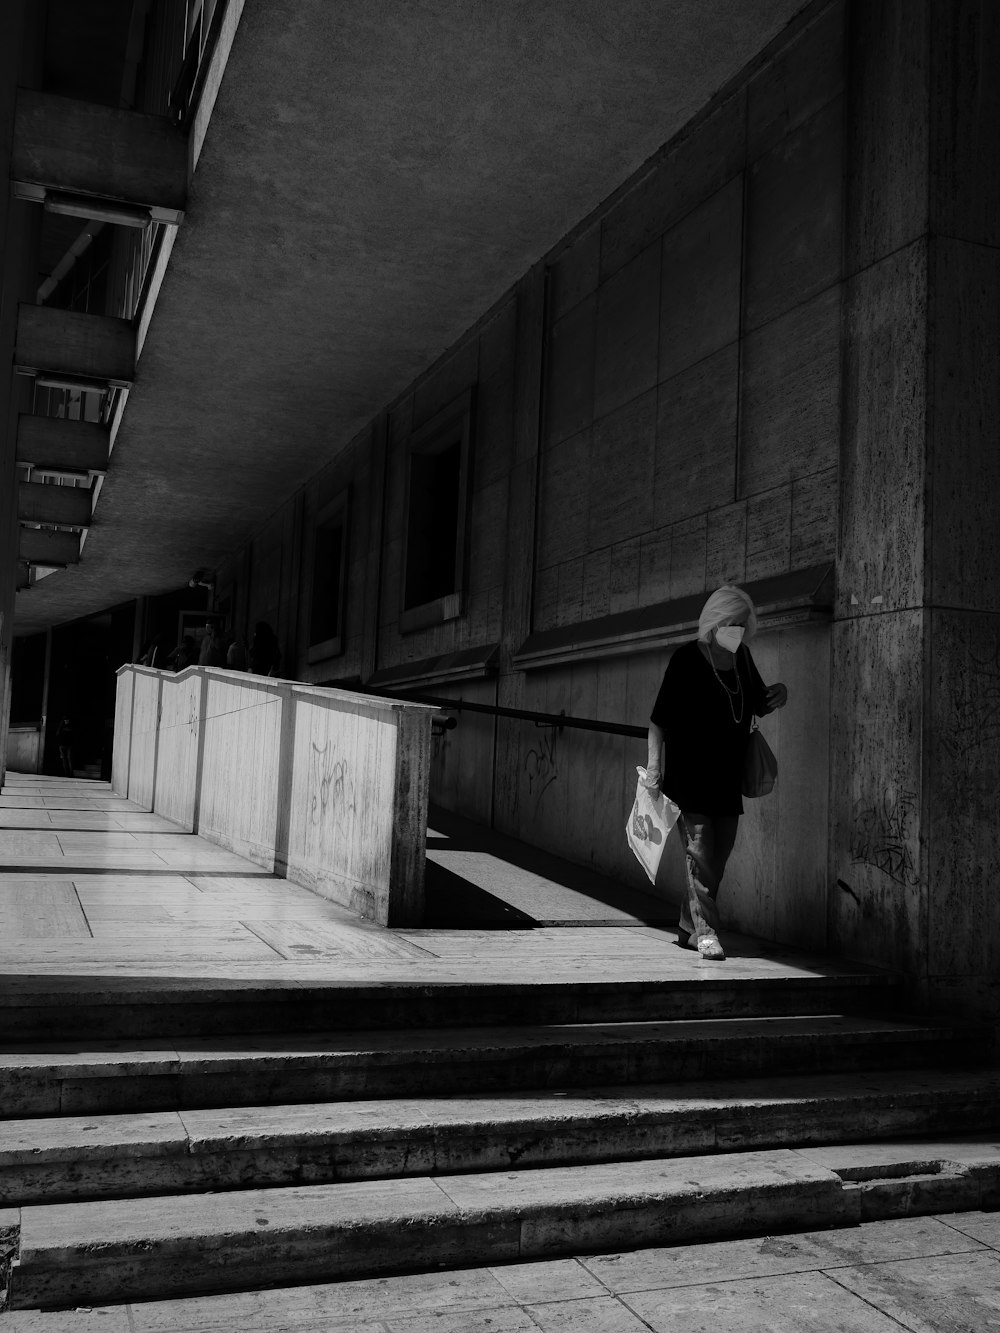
(11, 90, 187, 223)
(16, 415, 109, 474)
(18, 528, 80, 566)
(18, 482, 92, 529)
(15, 305, 135, 387)
(15, 564, 30, 591)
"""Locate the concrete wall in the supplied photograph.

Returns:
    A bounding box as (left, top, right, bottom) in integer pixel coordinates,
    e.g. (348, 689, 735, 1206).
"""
(212, 0, 844, 952)
(112, 665, 435, 926)
(204, 0, 1000, 1015)
(5, 724, 42, 773)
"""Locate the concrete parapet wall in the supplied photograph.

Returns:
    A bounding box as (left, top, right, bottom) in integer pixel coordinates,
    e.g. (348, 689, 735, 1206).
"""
(112, 666, 435, 926)
(5, 724, 42, 773)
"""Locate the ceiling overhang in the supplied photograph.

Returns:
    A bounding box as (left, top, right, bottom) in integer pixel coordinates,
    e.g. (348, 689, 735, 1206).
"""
(13, 0, 808, 635)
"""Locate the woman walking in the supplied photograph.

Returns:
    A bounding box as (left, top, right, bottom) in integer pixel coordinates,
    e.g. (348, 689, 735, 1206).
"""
(644, 586, 788, 960)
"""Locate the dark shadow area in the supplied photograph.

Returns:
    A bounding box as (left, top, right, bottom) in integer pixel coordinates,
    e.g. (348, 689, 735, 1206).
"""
(427, 806, 676, 928)
(423, 859, 536, 930)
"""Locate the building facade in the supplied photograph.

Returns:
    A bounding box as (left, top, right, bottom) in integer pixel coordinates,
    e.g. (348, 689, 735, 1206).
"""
(3, 0, 999, 1017)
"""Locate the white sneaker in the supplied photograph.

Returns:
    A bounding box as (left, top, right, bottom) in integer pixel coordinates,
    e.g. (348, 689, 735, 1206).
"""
(697, 935, 726, 960)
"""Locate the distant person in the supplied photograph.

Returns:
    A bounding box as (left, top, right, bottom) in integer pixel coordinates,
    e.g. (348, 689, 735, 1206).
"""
(643, 585, 788, 961)
(226, 635, 248, 671)
(55, 717, 73, 777)
(198, 622, 227, 668)
(166, 635, 198, 672)
(248, 622, 281, 677)
(137, 636, 162, 667)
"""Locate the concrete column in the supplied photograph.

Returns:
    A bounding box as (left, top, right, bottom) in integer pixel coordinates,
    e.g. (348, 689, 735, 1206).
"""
(832, 0, 1000, 1016)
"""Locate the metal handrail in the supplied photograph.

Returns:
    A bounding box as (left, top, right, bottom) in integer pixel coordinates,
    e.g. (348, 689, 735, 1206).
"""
(362, 687, 647, 739)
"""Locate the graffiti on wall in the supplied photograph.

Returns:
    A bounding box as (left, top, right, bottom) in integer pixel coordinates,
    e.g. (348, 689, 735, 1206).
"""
(524, 727, 558, 812)
(849, 786, 920, 888)
(308, 739, 356, 833)
(949, 631, 1000, 754)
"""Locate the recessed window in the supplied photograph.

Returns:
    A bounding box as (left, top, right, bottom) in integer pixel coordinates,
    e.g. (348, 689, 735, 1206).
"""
(307, 491, 349, 663)
(401, 388, 474, 634)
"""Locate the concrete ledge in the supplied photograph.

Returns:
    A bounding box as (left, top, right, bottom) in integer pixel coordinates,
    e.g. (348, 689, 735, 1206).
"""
(0, 1015, 986, 1118)
(0, 968, 905, 1041)
(112, 667, 437, 926)
(11, 1150, 852, 1307)
(513, 564, 834, 671)
(2, 1070, 1000, 1205)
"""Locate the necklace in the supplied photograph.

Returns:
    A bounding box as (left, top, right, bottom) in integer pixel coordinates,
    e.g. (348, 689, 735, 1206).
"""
(706, 646, 744, 724)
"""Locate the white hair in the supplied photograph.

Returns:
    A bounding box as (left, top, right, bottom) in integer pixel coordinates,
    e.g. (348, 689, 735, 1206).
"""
(697, 585, 758, 643)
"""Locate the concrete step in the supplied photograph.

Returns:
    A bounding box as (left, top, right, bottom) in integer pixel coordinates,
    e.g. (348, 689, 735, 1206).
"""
(0, 1014, 987, 1119)
(0, 969, 905, 1040)
(10, 1138, 1000, 1309)
(1, 1068, 999, 1205)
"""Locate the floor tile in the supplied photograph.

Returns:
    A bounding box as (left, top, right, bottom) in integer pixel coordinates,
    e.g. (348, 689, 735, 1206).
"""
(580, 1216, 982, 1294)
(0, 882, 91, 939)
(128, 1267, 513, 1331)
(488, 1258, 608, 1304)
(524, 1295, 651, 1331)
(935, 1210, 1000, 1248)
(624, 1269, 910, 1331)
(827, 1249, 1000, 1332)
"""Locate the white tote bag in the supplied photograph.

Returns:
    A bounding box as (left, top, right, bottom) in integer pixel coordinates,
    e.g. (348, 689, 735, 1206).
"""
(626, 766, 680, 885)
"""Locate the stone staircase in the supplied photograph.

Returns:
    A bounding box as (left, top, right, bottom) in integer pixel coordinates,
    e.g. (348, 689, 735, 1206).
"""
(2, 970, 999, 1312)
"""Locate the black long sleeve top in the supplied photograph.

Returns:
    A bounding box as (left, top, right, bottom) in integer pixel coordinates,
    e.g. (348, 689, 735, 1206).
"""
(649, 639, 770, 816)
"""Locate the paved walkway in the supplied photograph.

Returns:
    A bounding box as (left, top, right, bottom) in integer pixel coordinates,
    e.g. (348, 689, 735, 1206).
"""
(2, 1212, 999, 1330)
(3, 774, 997, 1332)
(0, 773, 869, 986)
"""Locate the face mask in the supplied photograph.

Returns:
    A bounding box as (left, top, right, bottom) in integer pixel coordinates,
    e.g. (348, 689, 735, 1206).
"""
(715, 625, 745, 653)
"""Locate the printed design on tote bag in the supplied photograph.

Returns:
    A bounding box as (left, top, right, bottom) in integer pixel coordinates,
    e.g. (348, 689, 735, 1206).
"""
(632, 806, 663, 844)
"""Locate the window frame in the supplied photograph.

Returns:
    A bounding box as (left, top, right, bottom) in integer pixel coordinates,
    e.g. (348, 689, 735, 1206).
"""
(306, 487, 350, 664)
(399, 387, 475, 635)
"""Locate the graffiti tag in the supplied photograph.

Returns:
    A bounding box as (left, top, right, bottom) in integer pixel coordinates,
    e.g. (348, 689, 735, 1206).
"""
(849, 787, 920, 887)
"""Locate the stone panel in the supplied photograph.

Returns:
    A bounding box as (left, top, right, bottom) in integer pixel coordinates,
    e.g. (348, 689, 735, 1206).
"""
(747, 0, 846, 160)
(845, 0, 929, 274)
(589, 661, 630, 881)
(655, 343, 739, 526)
(706, 502, 748, 588)
(791, 467, 838, 570)
(549, 223, 600, 323)
(744, 96, 844, 330)
(722, 630, 780, 942)
(532, 564, 559, 633)
(829, 611, 926, 973)
(930, 1, 1000, 248)
(609, 538, 640, 615)
(555, 556, 585, 628)
(586, 389, 656, 550)
(468, 478, 508, 597)
(600, 93, 746, 279)
(772, 623, 831, 950)
(543, 295, 595, 447)
(475, 299, 517, 488)
(745, 486, 791, 582)
(638, 529, 671, 605)
(412, 337, 478, 430)
(926, 610, 1000, 985)
(668, 514, 707, 598)
(739, 286, 841, 498)
(838, 240, 927, 618)
(928, 239, 1000, 612)
(582, 547, 612, 620)
(536, 429, 590, 570)
(659, 176, 743, 383)
(593, 242, 660, 421)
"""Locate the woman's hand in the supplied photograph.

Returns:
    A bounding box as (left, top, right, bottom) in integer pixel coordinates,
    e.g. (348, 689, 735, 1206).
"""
(765, 682, 788, 711)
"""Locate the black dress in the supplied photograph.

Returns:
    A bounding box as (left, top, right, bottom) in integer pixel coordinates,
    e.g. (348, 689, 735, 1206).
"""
(649, 639, 770, 816)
